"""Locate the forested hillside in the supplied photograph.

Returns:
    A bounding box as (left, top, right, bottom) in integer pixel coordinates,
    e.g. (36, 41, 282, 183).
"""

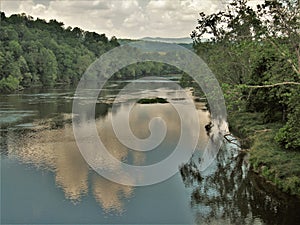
(0, 12, 120, 92)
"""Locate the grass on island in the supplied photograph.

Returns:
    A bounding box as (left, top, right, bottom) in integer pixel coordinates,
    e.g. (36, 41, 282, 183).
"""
(137, 97, 168, 104)
(228, 112, 300, 197)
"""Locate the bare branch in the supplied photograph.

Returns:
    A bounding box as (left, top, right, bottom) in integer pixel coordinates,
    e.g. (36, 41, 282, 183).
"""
(245, 82, 300, 88)
(223, 133, 241, 148)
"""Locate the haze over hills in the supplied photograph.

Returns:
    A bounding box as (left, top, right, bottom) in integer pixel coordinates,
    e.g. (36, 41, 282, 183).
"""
(138, 36, 209, 45)
(118, 37, 194, 44)
(140, 37, 193, 44)
(117, 37, 194, 50)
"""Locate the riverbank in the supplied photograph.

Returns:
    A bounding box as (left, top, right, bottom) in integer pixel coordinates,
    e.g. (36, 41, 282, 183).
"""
(228, 112, 300, 197)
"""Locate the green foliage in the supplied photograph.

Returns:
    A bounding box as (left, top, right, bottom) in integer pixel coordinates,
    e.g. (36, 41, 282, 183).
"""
(250, 128, 300, 196)
(0, 75, 20, 92)
(221, 83, 245, 112)
(191, 0, 263, 42)
(229, 111, 300, 196)
(38, 48, 58, 85)
(179, 73, 194, 88)
(275, 89, 300, 150)
(0, 12, 120, 92)
(112, 61, 183, 80)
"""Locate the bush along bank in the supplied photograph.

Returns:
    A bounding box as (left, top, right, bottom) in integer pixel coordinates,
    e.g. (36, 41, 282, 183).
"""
(228, 112, 300, 197)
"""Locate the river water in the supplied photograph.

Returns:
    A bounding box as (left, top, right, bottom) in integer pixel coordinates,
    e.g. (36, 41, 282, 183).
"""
(1, 82, 299, 224)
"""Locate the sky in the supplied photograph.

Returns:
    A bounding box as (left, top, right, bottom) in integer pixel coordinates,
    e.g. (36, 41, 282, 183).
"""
(0, 0, 263, 39)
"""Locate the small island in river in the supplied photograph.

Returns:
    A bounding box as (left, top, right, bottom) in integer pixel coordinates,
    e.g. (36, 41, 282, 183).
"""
(137, 97, 168, 104)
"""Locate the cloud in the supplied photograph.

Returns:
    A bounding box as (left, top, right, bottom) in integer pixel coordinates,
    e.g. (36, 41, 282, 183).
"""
(0, 0, 256, 39)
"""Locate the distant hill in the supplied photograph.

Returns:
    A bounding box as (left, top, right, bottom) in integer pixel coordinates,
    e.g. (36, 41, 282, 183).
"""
(117, 38, 139, 45)
(140, 37, 193, 44)
(118, 37, 194, 51)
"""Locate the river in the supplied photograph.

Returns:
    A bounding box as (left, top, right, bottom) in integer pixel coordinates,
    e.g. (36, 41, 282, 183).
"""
(1, 81, 299, 224)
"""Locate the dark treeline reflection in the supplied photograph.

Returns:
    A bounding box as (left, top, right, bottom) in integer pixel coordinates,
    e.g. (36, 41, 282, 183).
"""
(180, 142, 300, 225)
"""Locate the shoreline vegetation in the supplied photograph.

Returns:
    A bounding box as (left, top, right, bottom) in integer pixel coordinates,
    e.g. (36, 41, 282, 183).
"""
(228, 112, 300, 197)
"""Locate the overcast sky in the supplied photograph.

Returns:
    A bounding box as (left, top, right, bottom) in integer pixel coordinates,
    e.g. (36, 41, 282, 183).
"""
(0, 0, 263, 39)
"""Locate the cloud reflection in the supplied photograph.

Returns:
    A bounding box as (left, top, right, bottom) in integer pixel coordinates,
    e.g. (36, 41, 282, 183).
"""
(7, 101, 209, 213)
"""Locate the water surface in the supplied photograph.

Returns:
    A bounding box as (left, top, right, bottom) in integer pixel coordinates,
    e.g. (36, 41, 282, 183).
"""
(1, 84, 299, 224)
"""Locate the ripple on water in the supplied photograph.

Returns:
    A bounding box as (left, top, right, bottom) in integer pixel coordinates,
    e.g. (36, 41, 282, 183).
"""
(0, 111, 36, 126)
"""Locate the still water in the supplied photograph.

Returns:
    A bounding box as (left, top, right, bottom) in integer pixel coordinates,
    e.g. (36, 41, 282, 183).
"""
(1, 82, 299, 224)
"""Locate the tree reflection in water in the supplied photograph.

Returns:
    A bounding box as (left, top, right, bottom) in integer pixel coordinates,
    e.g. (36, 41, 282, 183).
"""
(180, 140, 300, 225)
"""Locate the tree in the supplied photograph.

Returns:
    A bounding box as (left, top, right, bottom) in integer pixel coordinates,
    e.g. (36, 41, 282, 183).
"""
(23, 40, 43, 83)
(275, 88, 300, 150)
(191, 0, 262, 43)
(110, 36, 119, 47)
(37, 48, 58, 85)
(0, 25, 18, 41)
(257, 0, 300, 76)
(8, 40, 22, 59)
(0, 75, 19, 92)
(18, 56, 31, 86)
(73, 53, 94, 83)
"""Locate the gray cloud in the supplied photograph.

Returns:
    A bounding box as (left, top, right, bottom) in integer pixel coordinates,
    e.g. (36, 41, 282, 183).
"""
(0, 0, 264, 39)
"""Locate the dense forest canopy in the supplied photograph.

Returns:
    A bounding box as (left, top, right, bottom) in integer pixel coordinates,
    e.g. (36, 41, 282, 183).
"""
(0, 12, 120, 91)
(192, 0, 299, 150)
